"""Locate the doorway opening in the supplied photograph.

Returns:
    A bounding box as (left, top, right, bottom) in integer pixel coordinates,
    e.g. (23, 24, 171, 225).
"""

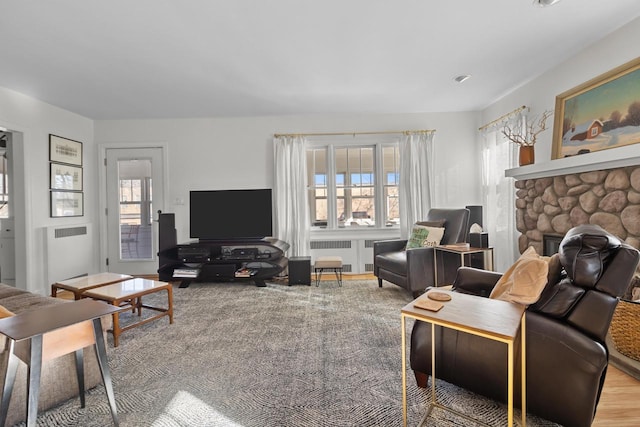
(0, 131, 15, 285)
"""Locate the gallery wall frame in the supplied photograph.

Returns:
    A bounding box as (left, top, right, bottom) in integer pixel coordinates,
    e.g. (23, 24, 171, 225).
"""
(50, 190, 84, 217)
(50, 163, 83, 191)
(49, 134, 83, 166)
(552, 56, 640, 159)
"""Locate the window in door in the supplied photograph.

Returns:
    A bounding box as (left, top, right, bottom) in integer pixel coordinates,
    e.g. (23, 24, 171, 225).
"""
(0, 135, 8, 218)
(118, 159, 153, 259)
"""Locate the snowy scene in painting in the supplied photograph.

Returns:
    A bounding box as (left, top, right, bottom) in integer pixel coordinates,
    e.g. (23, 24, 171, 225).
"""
(562, 122, 640, 157)
(559, 64, 640, 158)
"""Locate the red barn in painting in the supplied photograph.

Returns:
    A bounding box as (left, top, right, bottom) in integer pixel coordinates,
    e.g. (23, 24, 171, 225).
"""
(587, 120, 603, 139)
(570, 119, 604, 141)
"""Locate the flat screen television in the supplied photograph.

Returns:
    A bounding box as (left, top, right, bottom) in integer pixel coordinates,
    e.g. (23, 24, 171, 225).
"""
(190, 189, 273, 241)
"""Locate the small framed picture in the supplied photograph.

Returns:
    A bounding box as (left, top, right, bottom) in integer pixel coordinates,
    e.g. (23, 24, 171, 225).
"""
(50, 163, 83, 191)
(49, 134, 83, 166)
(50, 191, 84, 217)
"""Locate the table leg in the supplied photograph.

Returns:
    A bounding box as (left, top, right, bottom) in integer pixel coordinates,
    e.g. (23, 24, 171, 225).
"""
(92, 318, 119, 426)
(507, 340, 514, 427)
(487, 249, 495, 271)
(521, 314, 527, 427)
(431, 323, 436, 405)
(0, 340, 18, 427)
(111, 303, 121, 347)
(75, 349, 86, 408)
(433, 251, 438, 287)
(401, 314, 407, 427)
(27, 335, 43, 427)
(167, 286, 174, 324)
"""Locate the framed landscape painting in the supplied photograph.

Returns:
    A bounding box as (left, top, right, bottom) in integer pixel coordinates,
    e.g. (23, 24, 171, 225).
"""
(552, 57, 640, 159)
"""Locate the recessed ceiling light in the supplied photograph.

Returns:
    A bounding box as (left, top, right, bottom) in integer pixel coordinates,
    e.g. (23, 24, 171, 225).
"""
(533, 0, 562, 7)
(454, 75, 472, 83)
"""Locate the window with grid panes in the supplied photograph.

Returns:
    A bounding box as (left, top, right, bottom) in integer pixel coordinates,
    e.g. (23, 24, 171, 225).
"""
(306, 140, 399, 230)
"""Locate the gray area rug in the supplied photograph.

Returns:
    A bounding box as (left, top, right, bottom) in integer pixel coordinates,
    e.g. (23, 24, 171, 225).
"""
(16, 280, 559, 426)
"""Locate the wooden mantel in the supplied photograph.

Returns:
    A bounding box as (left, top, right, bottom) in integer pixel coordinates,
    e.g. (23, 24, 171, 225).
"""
(506, 144, 640, 180)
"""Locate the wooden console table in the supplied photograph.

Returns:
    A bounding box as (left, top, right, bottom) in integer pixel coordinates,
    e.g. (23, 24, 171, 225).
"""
(401, 289, 526, 427)
(0, 299, 122, 427)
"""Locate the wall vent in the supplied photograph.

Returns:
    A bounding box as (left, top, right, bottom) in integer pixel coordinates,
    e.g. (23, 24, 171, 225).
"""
(311, 240, 352, 250)
(364, 263, 374, 272)
(343, 264, 352, 273)
(54, 226, 88, 239)
(364, 240, 378, 248)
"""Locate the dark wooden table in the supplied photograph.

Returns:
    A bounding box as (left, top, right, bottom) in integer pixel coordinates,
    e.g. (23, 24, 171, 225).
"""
(0, 299, 122, 427)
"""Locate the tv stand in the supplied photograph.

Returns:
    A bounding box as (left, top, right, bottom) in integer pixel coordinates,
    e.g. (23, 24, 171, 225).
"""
(158, 233, 289, 287)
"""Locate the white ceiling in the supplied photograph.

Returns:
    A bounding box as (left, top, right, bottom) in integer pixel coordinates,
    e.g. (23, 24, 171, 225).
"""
(1, 0, 639, 120)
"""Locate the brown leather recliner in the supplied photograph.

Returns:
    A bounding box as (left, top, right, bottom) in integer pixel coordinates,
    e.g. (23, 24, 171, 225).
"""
(373, 208, 470, 298)
(410, 224, 640, 427)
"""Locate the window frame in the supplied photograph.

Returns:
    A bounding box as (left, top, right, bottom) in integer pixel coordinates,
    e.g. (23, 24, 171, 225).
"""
(306, 136, 400, 232)
(118, 176, 153, 226)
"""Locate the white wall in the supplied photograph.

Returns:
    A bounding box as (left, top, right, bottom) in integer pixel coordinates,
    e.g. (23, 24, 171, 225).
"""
(95, 112, 481, 246)
(9, 15, 637, 288)
(0, 86, 96, 294)
(481, 17, 640, 165)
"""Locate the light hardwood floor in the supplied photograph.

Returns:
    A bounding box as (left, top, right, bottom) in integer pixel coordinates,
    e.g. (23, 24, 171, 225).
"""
(593, 365, 640, 426)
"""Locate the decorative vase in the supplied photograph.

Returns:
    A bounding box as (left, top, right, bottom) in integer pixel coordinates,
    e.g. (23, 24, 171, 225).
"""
(519, 145, 535, 166)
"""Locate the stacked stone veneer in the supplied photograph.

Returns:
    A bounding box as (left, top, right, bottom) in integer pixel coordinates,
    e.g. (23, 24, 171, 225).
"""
(515, 166, 640, 256)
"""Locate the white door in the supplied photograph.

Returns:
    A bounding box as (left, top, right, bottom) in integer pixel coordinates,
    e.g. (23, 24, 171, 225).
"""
(106, 147, 164, 275)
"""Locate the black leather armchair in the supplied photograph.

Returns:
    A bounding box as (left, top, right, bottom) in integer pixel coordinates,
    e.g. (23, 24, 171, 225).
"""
(373, 208, 470, 298)
(410, 224, 640, 427)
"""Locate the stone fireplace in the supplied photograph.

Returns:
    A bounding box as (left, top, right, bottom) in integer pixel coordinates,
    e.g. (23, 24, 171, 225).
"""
(509, 158, 640, 377)
(515, 167, 640, 248)
(513, 165, 640, 300)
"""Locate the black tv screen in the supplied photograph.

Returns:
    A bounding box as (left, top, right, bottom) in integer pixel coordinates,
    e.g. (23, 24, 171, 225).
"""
(190, 189, 273, 241)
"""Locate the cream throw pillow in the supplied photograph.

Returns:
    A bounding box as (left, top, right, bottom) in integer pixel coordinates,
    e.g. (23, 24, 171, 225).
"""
(406, 224, 445, 249)
(490, 246, 549, 306)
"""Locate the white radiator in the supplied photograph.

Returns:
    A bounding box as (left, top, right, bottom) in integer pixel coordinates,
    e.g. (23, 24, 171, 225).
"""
(44, 223, 96, 285)
(310, 238, 375, 274)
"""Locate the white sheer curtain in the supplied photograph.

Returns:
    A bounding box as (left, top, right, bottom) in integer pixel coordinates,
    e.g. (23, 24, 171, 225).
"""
(399, 132, 435, 238)
(480, 113, 523, 272)
(273, 135, 310, 257)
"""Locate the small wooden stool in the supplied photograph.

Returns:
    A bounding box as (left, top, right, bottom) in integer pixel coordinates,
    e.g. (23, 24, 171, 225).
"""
(314, 256, 343, 287)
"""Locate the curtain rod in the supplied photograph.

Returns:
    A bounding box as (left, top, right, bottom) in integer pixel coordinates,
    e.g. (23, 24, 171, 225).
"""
(478, 105, 528, 131)
(273, 129, 435, 138)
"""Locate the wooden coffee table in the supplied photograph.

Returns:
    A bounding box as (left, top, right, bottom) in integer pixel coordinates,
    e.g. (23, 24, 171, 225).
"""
(401, 289, 526, 427)
(83, 278, 174, 347)
(51, 272, 133, 300)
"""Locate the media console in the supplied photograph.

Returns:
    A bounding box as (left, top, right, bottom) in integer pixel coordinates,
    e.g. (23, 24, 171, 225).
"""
(158, 218, 289, 288)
